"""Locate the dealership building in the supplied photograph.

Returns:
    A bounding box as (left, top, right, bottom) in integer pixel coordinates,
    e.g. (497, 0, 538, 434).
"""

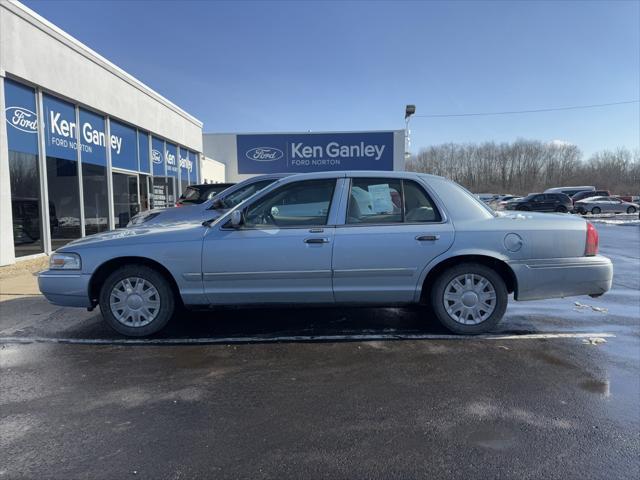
(0, 0, 205, 265)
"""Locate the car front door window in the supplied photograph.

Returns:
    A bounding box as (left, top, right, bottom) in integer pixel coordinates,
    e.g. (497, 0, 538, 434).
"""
(244, 179, 336, 227)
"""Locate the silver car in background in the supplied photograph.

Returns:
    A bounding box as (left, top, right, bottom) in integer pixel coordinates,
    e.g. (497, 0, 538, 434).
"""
(127, 173, 288, 227)
(39, 171, 613, 337)
(574, 196, 639, 215)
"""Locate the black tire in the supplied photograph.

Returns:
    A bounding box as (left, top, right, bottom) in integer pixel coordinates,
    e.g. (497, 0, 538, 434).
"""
(555, 206, 567, 213)
(99, 265, 175, 337)
(591, 207, 601, 215)
(430, 263, 508, 334)
(627, 206, 636, 214)
(517, 206, 530, 211)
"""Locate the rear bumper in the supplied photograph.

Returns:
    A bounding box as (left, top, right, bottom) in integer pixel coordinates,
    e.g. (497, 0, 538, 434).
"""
(508, 255, 613, 301)
(38, 271, 92, 308)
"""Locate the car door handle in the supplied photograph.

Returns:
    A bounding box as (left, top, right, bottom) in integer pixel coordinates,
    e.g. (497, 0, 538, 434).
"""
(304, 237, 330, 244)
(416, 235, 440, 241)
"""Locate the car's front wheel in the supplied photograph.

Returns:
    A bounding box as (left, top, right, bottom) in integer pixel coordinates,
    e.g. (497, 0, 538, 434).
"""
(430, 263, 508, 334)
(99, 265, 175, 337)
(627, 206, 636, 214)
(555, 206, 567, 213)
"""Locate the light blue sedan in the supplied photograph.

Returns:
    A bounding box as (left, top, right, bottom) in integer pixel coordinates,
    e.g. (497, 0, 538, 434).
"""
(38, 171, 613, 336)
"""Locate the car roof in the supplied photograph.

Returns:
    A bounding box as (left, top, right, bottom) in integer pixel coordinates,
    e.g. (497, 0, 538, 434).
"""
(278, 170, 445, 182)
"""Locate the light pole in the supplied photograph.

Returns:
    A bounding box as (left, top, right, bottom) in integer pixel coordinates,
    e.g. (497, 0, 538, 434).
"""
(404, 104, 416, 162)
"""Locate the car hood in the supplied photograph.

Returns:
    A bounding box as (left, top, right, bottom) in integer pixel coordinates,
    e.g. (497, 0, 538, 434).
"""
(128, 203, 223, 227)
(59, 222, 206, 250)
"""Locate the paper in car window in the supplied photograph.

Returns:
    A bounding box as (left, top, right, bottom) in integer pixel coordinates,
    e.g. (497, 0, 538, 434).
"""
(368, 184, 394, 213)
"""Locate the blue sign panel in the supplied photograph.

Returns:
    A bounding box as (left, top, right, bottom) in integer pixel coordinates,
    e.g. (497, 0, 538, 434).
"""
(43, 94, 77, 160)
(138, 131, 150, 174)
(151, 137, 164, 176)
(4, 79, 38, 155)
(236, 131, 394, 174)
(165, 142, 178, 177)
(109, 120, 137, 171)
(188, 151, 199, 183)
(78, 108, 106, 166)
(179, 147, 192, 183)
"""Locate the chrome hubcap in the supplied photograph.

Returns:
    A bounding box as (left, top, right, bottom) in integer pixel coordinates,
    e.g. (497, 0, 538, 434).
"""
(109, 277, 160, 327)
(443, 273, 496, 325)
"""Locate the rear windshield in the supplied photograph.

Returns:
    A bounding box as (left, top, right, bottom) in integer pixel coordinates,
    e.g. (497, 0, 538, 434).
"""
(427, 177, 495, 221)
(180, 186, 227, 204)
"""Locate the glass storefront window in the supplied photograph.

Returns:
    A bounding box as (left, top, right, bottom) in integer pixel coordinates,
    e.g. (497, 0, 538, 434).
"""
(43, 94, 81, 249)
(4, 80, 43, 257)
(139, 174, 151, 211)
(138, 131, 150, 174)
(151, 137, 166, 208)
(179, 147, 191, 193)
(112, 172, 139, 228)
(165, 142, 178, 204)
(9, 151, 44, 256)
(79, 108, 109, 235)
(110, 120, 137, 171)
(189, 151, 199, 184)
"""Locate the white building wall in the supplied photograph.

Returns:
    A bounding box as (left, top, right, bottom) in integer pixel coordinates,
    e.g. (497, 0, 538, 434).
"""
(200, 156, 226, 184)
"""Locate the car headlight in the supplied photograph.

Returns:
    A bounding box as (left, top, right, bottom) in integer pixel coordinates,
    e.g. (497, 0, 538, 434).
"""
(50, 252, 81, 270)
(127, 212, 161, 226)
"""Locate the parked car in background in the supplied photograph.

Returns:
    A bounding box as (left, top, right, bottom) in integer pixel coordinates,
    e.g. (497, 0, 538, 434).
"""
(505, 193, 572, 212)
(574, 196, 639, 215)
(571, 190, 610, 204)
(176, 183, 235, 207)
(492, 195, 520, 210)
(39, 171, 612, 337)
(127, 174, 288, 227)
(476, 193, 498, 204)
(544, 186, 595, 197)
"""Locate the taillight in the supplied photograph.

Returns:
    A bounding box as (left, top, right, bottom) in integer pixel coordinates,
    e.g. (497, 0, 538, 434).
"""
(585, 222, 599, 256)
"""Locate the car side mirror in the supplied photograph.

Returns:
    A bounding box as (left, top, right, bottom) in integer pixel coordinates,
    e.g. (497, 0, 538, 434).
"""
(230, 210, 243, 228)
(211, 198, 224, 210)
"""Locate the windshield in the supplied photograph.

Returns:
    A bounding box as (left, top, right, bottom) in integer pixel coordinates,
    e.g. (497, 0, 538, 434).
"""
(216, 180, 275, 209)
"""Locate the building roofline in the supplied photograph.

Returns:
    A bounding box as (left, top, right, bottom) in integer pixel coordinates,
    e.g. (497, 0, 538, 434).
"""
(203, 129, 404, 136)
(3, 0, 203, 128)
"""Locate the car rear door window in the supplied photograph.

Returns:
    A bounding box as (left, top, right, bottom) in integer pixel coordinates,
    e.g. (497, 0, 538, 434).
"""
(347, 178, 441, 224)
(244, 179, 336, 227)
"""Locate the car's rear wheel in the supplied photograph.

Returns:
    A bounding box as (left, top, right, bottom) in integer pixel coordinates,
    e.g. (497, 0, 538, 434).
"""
(592, 207, 601, 215)
(430, 263, 508, 334)
(99, 265, 174, 337)
(555, 206, 567, 213)
(627, 206, 636, 214)
(517, 206, 529, 211)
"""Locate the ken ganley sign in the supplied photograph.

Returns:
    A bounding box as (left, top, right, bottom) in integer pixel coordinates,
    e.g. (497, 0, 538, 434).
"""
(236, 131, 394, 174)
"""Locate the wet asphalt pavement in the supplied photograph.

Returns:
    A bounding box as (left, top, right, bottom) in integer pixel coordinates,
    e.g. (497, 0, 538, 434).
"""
(1, 224, 639, 479)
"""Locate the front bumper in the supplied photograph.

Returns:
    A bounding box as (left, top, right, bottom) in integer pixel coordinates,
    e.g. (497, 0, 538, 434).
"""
(508, 255, 613, 301)
(38, 270, 92, 308)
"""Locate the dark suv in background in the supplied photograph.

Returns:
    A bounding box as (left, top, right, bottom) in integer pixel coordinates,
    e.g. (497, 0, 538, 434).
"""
(504, 193, 572, 212)
(176, 183, 235, 207)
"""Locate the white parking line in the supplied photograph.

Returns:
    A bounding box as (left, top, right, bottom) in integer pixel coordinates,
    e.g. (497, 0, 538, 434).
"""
(0, 332, 616, 346)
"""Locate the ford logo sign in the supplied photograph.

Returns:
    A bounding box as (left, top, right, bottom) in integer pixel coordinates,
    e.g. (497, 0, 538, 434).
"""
(151, 149, 162, 164)
(5, 106, 38, 133)
(246, 147, 283, 162)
